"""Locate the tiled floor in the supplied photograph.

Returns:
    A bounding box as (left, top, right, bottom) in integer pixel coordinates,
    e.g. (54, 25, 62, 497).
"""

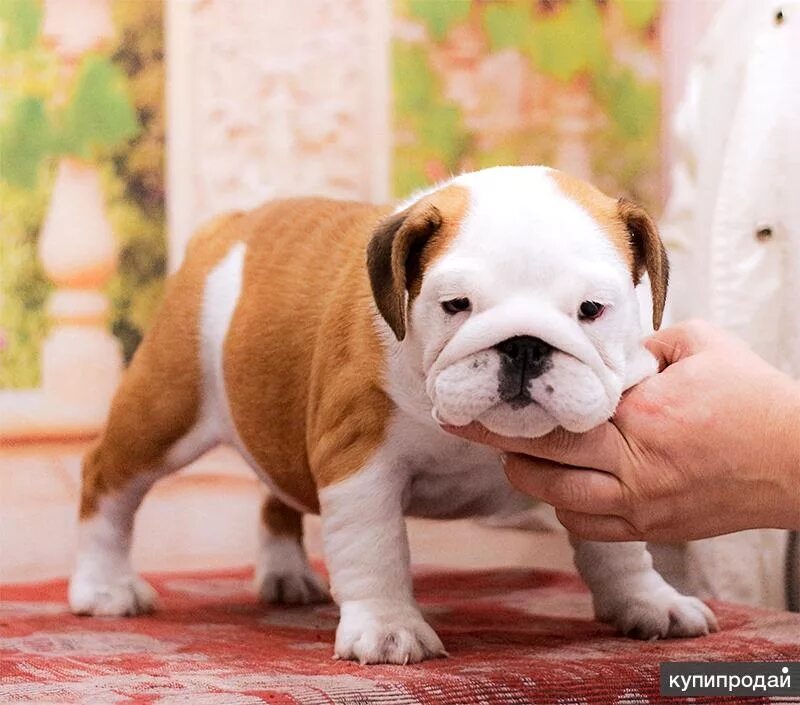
(0, 441, 574, 583)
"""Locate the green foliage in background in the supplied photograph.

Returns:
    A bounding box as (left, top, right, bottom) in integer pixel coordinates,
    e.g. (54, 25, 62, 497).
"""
(0, 96, 50, 188)
(105, 0, 166, 363)
(0, 0, 41, 51)
(0, 181, 53, 388)
(58, 54, 139, 158)
(0, 0, 166, 387)
(0, 0, 52, 387)
(393, 41, 470, 196)
(526, 0, 607, 82)
(0, 54, 138, 189)
(407, 0, 471, 41)
(393, 0, 661, 208)
(485, 0, 609, 82)
(619, 0, 659, 30)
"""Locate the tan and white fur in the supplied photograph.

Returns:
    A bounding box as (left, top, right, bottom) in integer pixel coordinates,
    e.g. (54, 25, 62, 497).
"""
(69, 166, 717, 663)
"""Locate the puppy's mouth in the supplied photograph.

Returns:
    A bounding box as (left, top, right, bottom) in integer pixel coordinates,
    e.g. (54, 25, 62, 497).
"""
(497, 367, 545, 410)
(490, 390, 548, 416)
(429, 346, 613, 434)
(499, 388, 538, 410)
(472, 394, 558, 439)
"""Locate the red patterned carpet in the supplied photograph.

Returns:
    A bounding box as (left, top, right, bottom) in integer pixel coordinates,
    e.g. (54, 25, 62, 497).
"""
(2, 566, 799, 704)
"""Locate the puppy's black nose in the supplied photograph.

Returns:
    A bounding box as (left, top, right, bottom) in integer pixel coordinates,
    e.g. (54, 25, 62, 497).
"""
(494, 335, 553, 369)
(495, 336, 553, 407)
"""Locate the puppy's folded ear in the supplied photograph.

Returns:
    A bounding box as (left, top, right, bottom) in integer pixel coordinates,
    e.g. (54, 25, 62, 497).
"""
(366, 201, 443, 341)
(618, 198, 669, 330)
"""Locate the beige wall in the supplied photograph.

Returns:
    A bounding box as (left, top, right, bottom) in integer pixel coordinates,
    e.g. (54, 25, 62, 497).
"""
(167, 0, 390, 270)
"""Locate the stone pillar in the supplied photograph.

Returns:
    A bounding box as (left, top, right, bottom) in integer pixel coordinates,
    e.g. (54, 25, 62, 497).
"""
(0, 0, 122, 442)
(38, 158, 122, 426)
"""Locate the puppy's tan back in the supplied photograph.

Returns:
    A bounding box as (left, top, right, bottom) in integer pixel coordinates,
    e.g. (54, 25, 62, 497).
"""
(221, 198, 394, 511)
(82, 198, 393, 517)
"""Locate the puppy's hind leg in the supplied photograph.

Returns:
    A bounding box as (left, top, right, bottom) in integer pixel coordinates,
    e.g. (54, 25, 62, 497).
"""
(69, 269, 213, 616)
(69, 392, 214, 617)
(69, 450, 163, 617)
(254, 495, 328, 605)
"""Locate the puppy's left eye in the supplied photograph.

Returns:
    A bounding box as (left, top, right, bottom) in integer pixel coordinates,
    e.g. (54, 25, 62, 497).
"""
(441, 297, 471, 315)
(579, 301, 604, 320)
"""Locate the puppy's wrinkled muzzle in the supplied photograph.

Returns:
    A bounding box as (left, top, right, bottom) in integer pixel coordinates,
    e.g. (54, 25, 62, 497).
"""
(430, 346, 618, 438)
(431, 350, 500, 426)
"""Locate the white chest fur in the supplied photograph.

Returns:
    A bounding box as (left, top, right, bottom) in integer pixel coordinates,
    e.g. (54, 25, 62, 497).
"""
(378, 319, 533, 521)
(387, 412, 532, 520)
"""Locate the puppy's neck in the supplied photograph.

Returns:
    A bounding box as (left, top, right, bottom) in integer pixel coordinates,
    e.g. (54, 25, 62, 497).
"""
(380, 328, 439, 428)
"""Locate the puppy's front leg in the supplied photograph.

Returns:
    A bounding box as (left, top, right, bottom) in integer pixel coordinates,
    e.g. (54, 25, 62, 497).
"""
(319, 462, 445, 664)
(573, 539, 718, 639)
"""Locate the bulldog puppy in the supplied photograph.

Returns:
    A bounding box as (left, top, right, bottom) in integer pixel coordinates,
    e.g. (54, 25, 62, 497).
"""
(69, 166, 718, 664)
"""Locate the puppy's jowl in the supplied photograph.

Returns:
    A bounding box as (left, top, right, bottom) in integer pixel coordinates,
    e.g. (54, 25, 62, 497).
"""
(69, 166, 717, 664)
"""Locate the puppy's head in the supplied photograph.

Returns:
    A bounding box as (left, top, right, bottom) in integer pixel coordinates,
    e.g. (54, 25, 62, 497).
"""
(367, 166, 668, 438)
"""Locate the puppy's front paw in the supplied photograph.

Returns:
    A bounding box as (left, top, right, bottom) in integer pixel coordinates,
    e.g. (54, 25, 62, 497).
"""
(68, 572, 157, 617)
(335, 599, 446, 665)
(598, 588, 718, 640)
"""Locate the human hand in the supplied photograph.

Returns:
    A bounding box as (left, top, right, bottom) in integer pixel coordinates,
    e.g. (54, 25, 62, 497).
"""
(444, 320, 800, 541)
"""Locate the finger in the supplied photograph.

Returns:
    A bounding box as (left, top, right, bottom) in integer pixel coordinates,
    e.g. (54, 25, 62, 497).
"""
(503, 455, 624, 515)
(443, 421, 625, 474)
(644, 328, 693, 369)
(555, 509, 642, 542)
(644, 319, 728, 368)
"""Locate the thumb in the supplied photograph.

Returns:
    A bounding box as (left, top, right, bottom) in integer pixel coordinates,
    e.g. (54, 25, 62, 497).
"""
(644, 320, 721, 369)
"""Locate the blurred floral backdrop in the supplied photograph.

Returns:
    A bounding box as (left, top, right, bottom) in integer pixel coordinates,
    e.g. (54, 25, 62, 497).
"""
(393, 0, 660, 207)
(0, 0, 165, 388)
(0, 0, 660, 391)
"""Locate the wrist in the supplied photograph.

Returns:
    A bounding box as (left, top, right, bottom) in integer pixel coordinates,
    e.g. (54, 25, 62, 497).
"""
(763, 379, 800, 530)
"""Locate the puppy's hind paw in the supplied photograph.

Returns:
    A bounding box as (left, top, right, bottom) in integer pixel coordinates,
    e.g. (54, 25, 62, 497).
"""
(254, 536, 330, 606)
(68, 573, 157, 617)
(256, 568, 329, 606)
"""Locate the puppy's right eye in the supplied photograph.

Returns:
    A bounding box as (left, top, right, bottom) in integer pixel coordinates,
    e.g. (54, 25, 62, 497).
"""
(578, 300, 604, 320)
(441, 298, 471, 315)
